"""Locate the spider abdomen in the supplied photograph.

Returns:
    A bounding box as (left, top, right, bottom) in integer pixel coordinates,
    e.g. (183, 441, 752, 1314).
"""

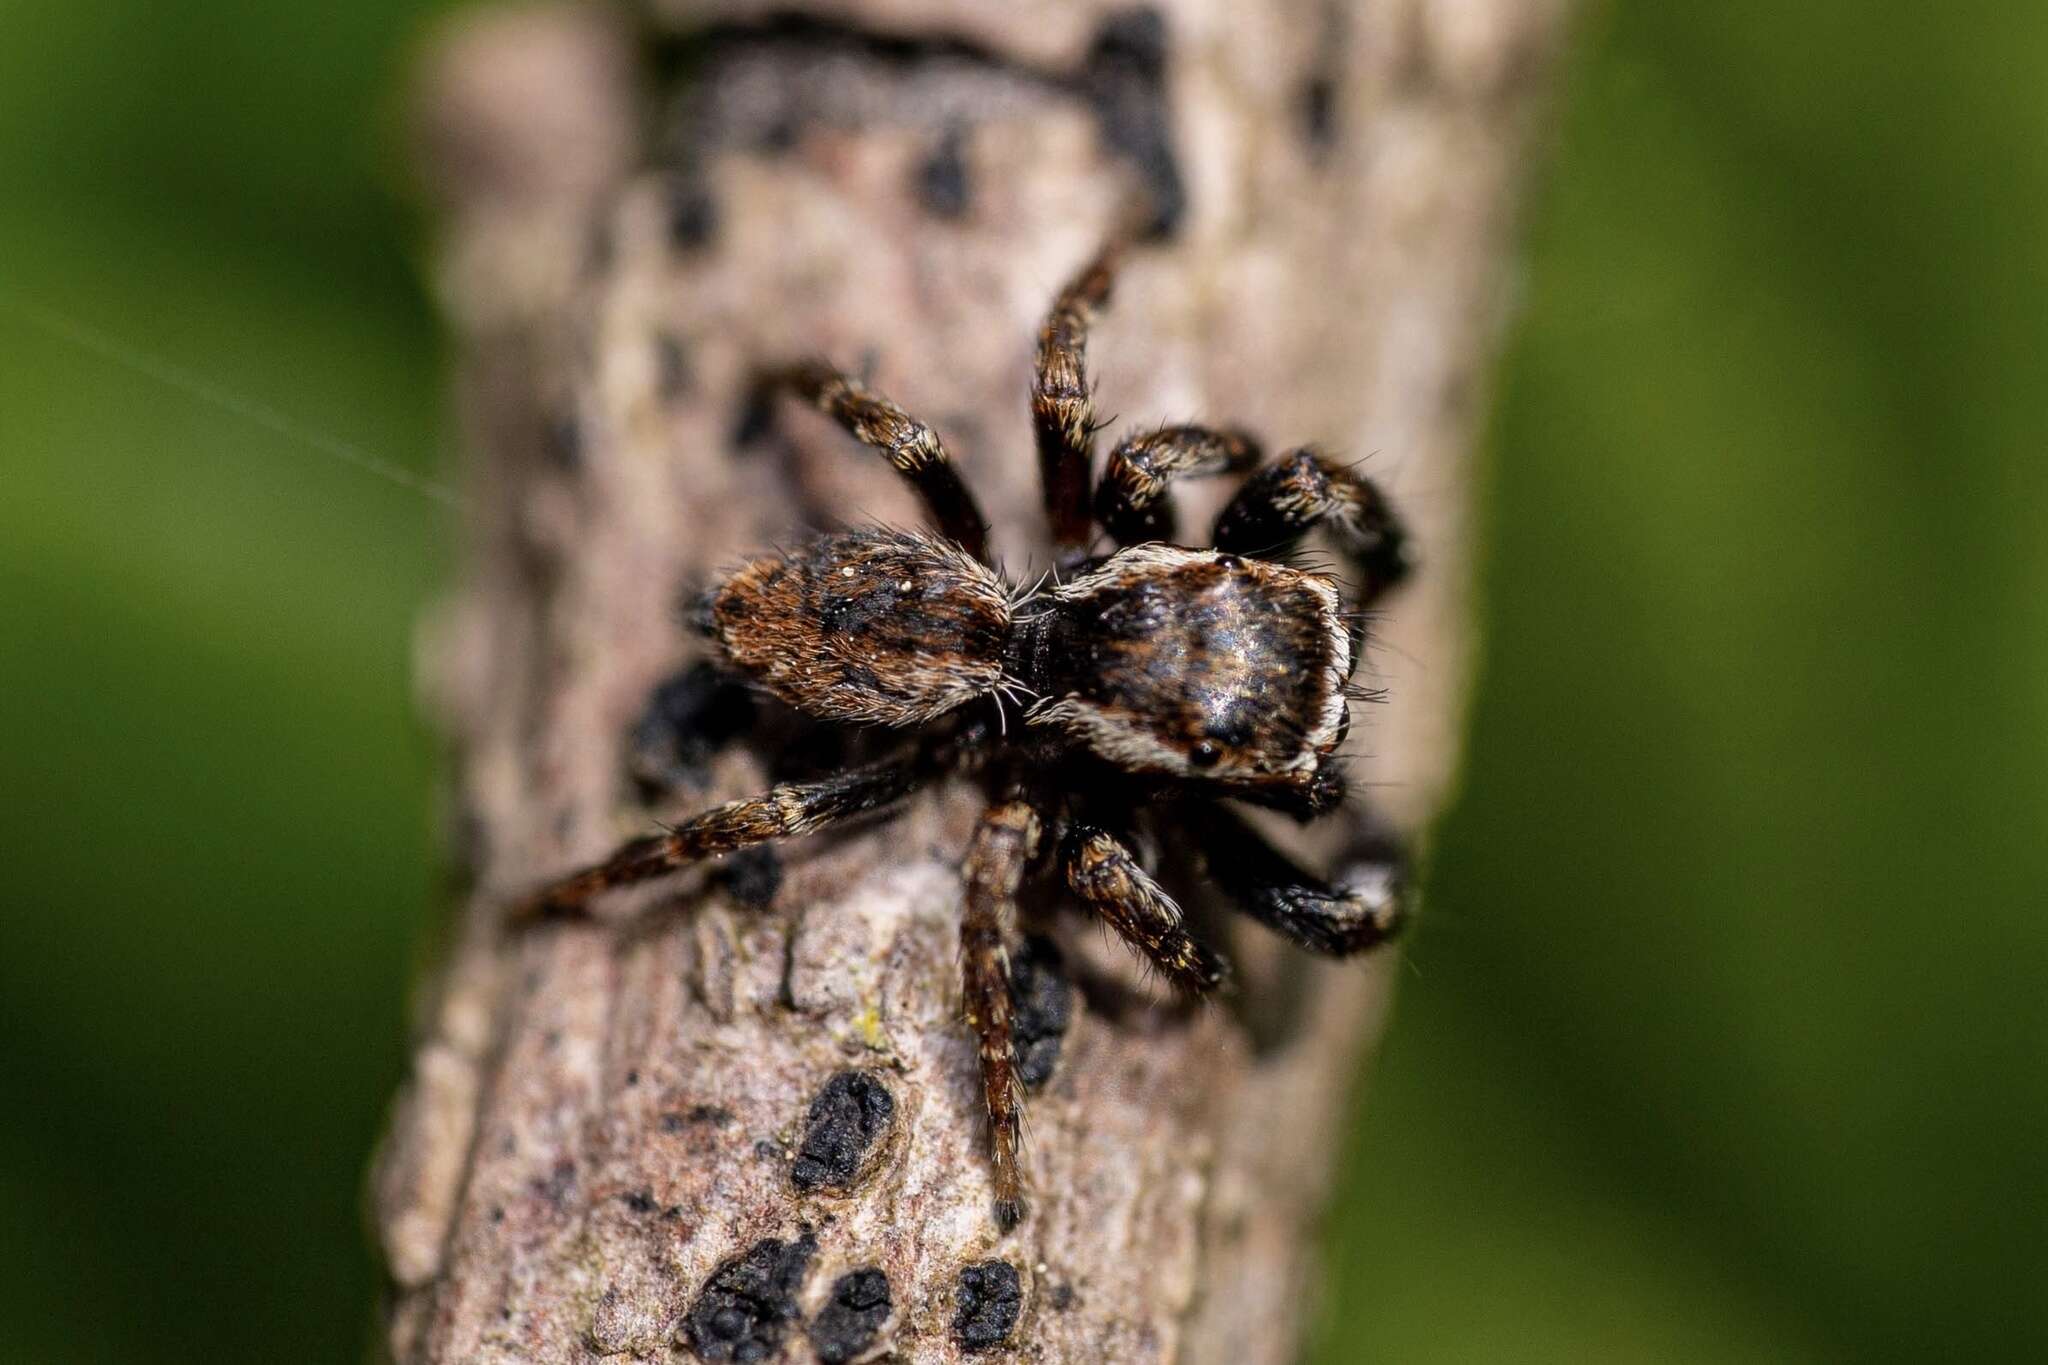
(704, 528, 1013, 727)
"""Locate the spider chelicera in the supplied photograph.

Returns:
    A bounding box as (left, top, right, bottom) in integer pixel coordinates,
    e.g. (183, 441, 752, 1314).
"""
(523, 239, 1415, 1228)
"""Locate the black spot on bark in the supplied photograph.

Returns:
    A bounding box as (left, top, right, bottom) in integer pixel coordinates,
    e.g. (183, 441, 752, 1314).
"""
(1299, 71, 1338, 153)
(715, 845, 783, 909)
(1299, 1, 1347, 160)
(543, 410, 582, 470)
(808, 1267, 892, 1364)
(628, 662, 757, 797)
(623, 1189, 656, 1215)
(729, 367, 795, 455)
(791, 1071, 895, 1192)
(660, 12, 1186, 239)
(915, 123, 973, 218)
(1008, 936, 1073, 1090)
(666, 174, 719, 249)
(530, 1158, 576, 1208)
(952, 1260, 1023, 1351)
(757, 110, 802, 155)
(1081, 8, 1185, 237)
(681, 1233, 817, 1363)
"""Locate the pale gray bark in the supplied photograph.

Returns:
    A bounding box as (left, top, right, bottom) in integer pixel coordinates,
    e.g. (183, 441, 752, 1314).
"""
(374, 2, 1569, 1360)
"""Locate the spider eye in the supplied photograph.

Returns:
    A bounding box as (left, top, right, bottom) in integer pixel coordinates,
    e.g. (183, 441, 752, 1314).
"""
(1189, 740, 1223, 769)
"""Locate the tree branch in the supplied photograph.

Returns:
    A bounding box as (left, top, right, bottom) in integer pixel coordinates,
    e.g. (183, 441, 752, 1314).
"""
(373, 2, 1570, 1360)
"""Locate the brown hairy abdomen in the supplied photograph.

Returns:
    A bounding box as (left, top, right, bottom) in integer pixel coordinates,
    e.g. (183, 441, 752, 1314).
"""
(709, 529, 1011, 727)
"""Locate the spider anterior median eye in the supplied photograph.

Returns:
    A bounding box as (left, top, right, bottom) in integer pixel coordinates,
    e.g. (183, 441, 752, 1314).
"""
(1190, 740, 1223, 768)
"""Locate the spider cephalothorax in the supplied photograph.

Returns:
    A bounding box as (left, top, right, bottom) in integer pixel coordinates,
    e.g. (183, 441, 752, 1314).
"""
(524, 239, 1413, 1229)
(1012, 544, 1355, 811)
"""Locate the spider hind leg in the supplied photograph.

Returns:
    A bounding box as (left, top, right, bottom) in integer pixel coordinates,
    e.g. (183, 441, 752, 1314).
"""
(754, 360, 992, 562)
(1062, 823, 1230, 994)
(1033, 242, 1122, 567)
(1186, 805, 1408, 957)
(519, 751, 932, 920)
(1094, 424, 1262, 547)
(959, 796, 1046, 1229)
(1213, 446, 1412, 611)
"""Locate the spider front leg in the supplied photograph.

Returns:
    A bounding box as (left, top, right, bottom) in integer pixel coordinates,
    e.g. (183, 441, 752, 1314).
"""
(1213, 446, 1413, 611)
(1062, 824, 1230, 993)
(959, 795, 1047, 1229)
(1033, 241, 1123, 567)
(1184, 805, 1408, 957)
(757, 361, 992, 562)
(518, 751, 932, 920)
(1093, 424, 1263, 547)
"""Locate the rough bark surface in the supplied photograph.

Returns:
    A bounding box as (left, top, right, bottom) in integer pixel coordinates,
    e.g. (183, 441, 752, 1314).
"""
(374, 2, 1569, 1361)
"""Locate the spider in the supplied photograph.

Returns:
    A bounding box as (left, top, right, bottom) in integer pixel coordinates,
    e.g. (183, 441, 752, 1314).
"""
(523, 239, 1414, 1229)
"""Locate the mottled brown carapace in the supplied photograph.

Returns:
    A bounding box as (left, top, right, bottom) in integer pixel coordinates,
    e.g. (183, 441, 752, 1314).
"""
(524, 240, 1413, 1229)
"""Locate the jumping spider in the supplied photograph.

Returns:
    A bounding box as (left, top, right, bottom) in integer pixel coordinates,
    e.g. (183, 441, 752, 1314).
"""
(525, 240, 1414, 1228)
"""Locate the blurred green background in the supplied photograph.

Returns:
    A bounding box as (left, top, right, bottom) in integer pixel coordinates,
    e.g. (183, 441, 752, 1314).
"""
(3, 2, 2042, 1361)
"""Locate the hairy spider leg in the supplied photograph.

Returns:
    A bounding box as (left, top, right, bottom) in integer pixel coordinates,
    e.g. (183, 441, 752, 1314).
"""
(772, 361, 992, 562)
(1212, 446, 1413, 616)
(1184, 805, 1407, 957)
(1032, 242, 1123, 567)
(1061, 824, 1230, 994)
(959, 796, 1044, 1230)
(519, 752, 933, 920)
(1093, 424, 1263, 547)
